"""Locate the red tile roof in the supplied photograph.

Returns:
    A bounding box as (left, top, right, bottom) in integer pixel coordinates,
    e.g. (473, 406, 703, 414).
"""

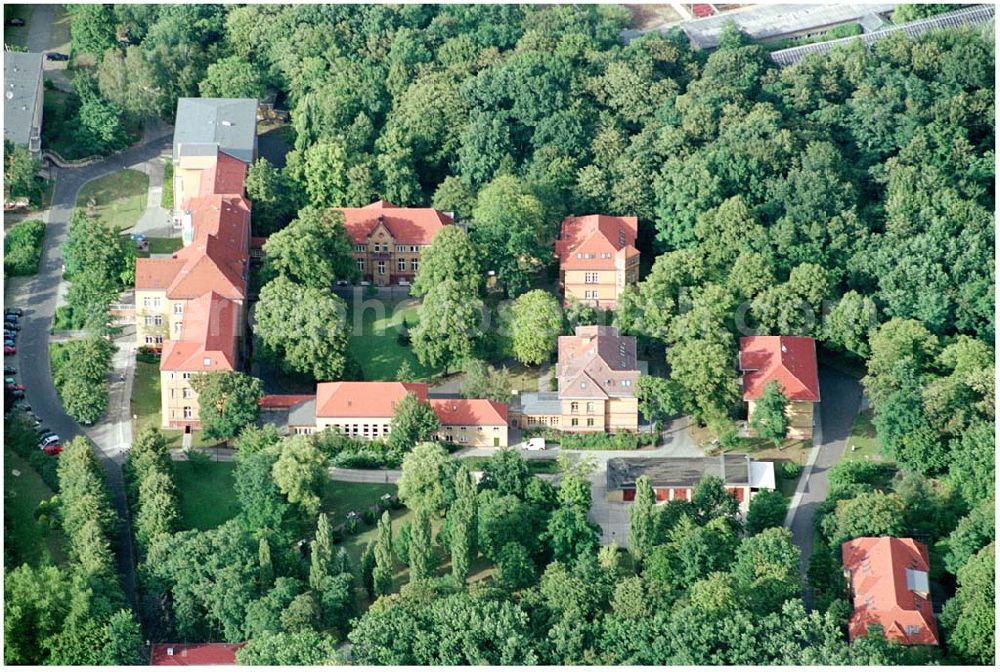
(150, 643, 242, 666)
(198, 150, 247, 197)
(315, 381, 428, 418)
(259, 394, 316, 409)
(136, 257, 185, 291)
(842, 537, 939, 646)
(338, 200, 453, 246)
(160, 292, 239, 372)
(167, 235, 247, 300)
(556, 214, 639, 270)
(430, 398, 508, 426)
(739, 336, 820, 402)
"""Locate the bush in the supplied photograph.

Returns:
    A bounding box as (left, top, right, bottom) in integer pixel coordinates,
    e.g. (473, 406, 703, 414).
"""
(539, 429, 658, 450)
(4, 412, 59, 490)
(136, 346, 160, 363)
(361, 509, 376, 526)
(345, 513, 360, 535)
(3, 219, 46, 277)
(778, 462, 803, 480)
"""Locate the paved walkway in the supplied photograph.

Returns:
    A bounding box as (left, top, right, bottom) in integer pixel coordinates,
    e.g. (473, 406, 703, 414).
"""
(131, 153, 174, 238)
(4, 133, 174, 612)
(785, 365, 862, 603)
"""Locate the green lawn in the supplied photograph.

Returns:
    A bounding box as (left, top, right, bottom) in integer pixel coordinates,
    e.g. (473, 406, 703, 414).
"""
(3, 5, 32, 48)
(77, 169, 149, 231)
(842, 410, 884, 464)
(347, 297, 442, 381)
(149, 237, 182, 254)
(173, 461, 241, 531)
(161, 161, 174, 210)
(130, 359, 224, 452)
(3, 447, 68, 567)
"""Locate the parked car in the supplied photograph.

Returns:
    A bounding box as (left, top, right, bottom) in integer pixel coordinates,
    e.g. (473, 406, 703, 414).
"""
(43, 444, 63, 456)
(37, 426, 52, 436)
(4, 331, 17, 341)
(524, 437, 547, 451)
(45, 52, 69, 61)
(4, 308, 23, 316)
(4, 321, 19, 330)
(4, 345, 17, 355)
(5, 18, 26, 27)
(39, 435, 60, 448)
(14, 401, 31, 412)
(7, 384, 25, 392)
(4, 340, 16, 350)
(4, 365, 16, 375)
(9, 389, 24, 399)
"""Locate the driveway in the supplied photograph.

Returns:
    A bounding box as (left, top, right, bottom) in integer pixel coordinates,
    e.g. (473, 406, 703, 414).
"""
(785, 364, 863, 599)
(4, 133, 173, 611)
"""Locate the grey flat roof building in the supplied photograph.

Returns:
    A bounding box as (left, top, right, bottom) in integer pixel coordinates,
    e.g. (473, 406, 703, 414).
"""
(512, 392, 562, 416)
(679, 3, 898, 49)
(607, 454, 752, 490)
(3, 52, 44, 153)
(172, 98, 259, 164)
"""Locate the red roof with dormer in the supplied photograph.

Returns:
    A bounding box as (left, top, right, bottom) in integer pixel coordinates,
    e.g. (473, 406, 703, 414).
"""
(739, 336, 820, 402)
(430, 398, 508, 426)
(337, 200, 453, 246)
(160, 292, 239, 372)
(556, 214, 639, 270)
(842, 537, 939, 646)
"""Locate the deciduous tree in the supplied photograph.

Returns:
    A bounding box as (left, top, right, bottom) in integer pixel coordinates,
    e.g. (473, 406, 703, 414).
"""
(190, 371, 264, 441)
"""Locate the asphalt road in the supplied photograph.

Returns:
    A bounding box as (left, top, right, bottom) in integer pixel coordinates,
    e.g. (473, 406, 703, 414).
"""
(787, 364, 863, 603)
(4, 134, 172, 611)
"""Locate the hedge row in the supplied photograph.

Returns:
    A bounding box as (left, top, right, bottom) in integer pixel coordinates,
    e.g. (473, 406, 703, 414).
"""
(3, 219, 45, 277)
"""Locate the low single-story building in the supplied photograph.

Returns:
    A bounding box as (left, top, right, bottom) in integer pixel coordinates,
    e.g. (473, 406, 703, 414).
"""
(258, 394, 317, 436)
(606, 454, 775, 513)
(430, 398, 509, 448)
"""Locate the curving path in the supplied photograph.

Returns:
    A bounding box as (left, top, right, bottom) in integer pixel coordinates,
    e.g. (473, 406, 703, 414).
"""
(4, 134, 173, 611)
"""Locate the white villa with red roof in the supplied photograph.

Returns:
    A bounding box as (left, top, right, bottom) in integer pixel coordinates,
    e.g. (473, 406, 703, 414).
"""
(738, 335, 820, 440)
(555, 214, 640, 309)
(339, 200, 455, 287)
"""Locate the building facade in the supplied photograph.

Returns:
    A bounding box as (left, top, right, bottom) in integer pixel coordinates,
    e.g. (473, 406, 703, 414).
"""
(739, 335, 820, 440)
(430, 398, 509, 448)
(511, 325, 640, 432)
(555, 214, 640, 309)
(339, 200, 454, 287)
(314, 381, 429, 439)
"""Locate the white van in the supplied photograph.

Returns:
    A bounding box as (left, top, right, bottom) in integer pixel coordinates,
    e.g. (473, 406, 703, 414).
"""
(525, 437, 546, 451)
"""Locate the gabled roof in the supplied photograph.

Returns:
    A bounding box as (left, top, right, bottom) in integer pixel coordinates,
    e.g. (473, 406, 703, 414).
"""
(842, 537, 939, 646)
(160, 292, 239, 372)
(739, 335, 820, 402)
(183, 194, 251, 252)
(135, 257, 185, 291)
(259, 394, 317, 410)
(198, 150, 248, 196)
(173, 98, 258, 164)
(430, 398, 508, 426)
(556, 214, 639, 270)
(150, 643, 242, 666)
(3, 52, 43, 147)
(315, 381, 429, 418)
(167, 235, 246, 300)
(557, 326, 639, 399)
(338, 200, 453, 246)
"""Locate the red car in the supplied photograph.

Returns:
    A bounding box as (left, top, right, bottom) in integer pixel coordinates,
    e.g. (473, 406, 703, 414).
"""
(3, 345, 15, 355)
(6, 383, 25, 392)
(42, 443, 63, 456)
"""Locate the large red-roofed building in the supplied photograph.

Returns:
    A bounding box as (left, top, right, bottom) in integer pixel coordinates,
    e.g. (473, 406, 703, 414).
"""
(739, 335, 820, 440)
(150, 643, 242, 666)
(338, 200, 455, 287)
(555, 214, 640, 309)
(842, 537, 940, 647)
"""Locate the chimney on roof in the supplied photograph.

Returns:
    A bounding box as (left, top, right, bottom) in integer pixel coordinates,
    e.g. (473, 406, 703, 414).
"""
(780, 344, 788, 353)
(166, 648, 175, 656)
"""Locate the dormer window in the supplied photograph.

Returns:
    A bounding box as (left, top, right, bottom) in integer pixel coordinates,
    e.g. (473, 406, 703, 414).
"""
(203, 357, 211, 367)
(905, 624, 920, 637)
